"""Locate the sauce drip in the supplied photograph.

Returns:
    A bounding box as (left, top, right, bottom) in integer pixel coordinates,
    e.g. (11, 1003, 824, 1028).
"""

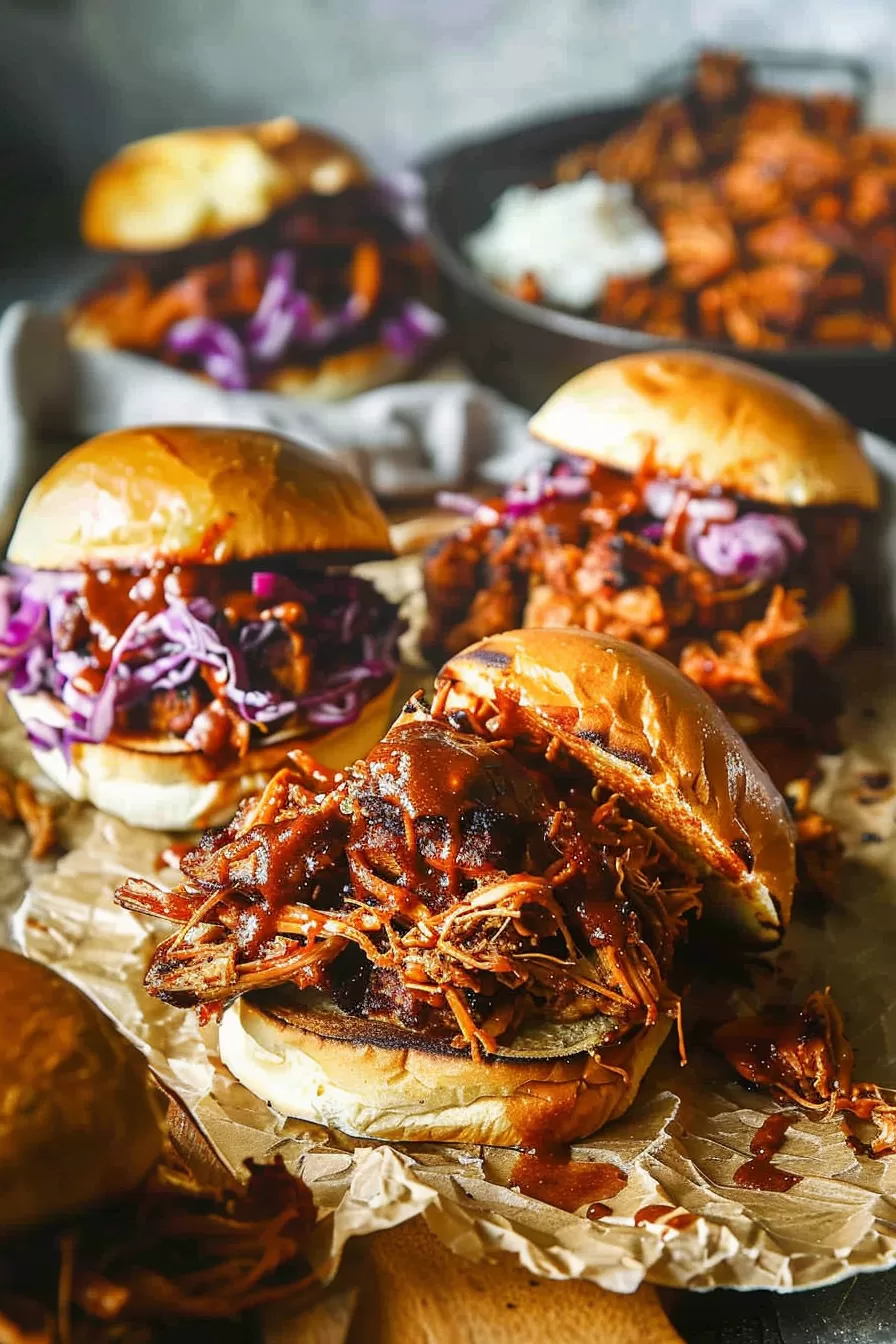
(633, 1204, 697, 1230)
(733, 1112, 802, 1193)
(511, 1147, 627, 1214)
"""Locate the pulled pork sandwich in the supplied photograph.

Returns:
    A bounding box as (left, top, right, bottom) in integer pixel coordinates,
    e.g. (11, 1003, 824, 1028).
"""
(67, 118, 442, 398)
(116, 628, 796, 1149)
(0, 425, 401, 830)
(424, 350, 878, 737)
(0, 949, 316, 1342)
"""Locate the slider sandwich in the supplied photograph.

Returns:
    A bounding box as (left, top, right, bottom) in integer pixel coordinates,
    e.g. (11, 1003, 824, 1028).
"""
(0, 425, 401, 829)
(117, 628, 796, 1148)
(67, 118, 441, 397)
(0, 950, 316, 1338)
(425, 351, 878, 734)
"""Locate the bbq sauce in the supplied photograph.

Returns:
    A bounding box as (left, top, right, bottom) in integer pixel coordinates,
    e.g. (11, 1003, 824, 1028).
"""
(633, 1204, 698, 1230)
(511, 1148, 627, 1214)
(733, 1112, 802, 1193)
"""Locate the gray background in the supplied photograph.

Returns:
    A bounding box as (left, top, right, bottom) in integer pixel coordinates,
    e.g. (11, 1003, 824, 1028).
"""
(4, 0, 896, 188)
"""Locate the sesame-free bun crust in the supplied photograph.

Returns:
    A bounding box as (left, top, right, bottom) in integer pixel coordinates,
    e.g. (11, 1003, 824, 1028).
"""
(437, 628, 795, 947)
(8, 425, 391, 570)
(220, 992, 670, 1148)
(529, 350, 878, 509)
(0, 950, 163, 1234)
(8, 678, 396, 832)
(82, 118, 369, 253)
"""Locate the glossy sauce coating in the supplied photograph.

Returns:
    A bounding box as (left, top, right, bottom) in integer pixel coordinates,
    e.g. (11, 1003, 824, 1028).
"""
(733, 1112, 802, 1193)
(511, 1148, 627, 1214)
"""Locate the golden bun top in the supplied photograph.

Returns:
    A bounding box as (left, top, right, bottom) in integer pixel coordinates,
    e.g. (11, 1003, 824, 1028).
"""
(81, 117, 369, 253)
(0, 950, 163, 1234)
(437, 628, 796, 947)
(529, 350, 879, 510)
(8, 425, 392, 570)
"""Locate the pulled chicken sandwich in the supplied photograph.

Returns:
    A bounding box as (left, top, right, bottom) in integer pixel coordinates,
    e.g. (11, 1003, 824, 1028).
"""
(424, 350, 878, 739)
(0, 425, 401, 831)
(117, 628, 796, 1149)
(67, 119, 442, 398)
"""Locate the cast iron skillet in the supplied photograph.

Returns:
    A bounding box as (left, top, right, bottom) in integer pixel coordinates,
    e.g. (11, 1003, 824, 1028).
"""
(419, 49, 894, 425)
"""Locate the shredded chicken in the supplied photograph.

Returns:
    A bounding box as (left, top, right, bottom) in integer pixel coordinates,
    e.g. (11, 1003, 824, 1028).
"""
(0, 1153, 315, 1343)
(678, 586, 808, 724)
(714, 989, 896, 1157)
(67, 189, 431, 383)
(525, 50, 896, 349)
(0, 768, 57, 859)
(117, 696, 704, 1059)
(423, 454, 851, 746)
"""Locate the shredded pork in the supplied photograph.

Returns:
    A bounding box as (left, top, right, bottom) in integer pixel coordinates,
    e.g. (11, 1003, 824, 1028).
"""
(715, 988, 896, 1157)
(423, 460, 859, 740)
(0, 1154, 315, 1343)
(117, 695, 704, 1059)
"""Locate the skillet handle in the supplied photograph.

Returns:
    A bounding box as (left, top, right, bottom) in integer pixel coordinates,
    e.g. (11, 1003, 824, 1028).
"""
(641, 48, 871, 110)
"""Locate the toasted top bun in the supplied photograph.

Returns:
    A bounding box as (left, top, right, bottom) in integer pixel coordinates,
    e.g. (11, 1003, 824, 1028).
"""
(0, 950, 163, 1234)
(436, 628, 796, 946)
(8, 425, 391, 570)
(82, 118, 369, 253)
(529, 350, 878, 510)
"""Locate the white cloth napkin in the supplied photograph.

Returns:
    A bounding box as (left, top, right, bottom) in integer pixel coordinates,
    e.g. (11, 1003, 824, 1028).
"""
(0, 302, 539, 550)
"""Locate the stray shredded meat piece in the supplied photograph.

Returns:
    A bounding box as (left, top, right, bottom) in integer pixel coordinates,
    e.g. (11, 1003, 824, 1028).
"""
(0, 1152, 316, 1343)
(0, 768, 57, 859)
(714, 988, 896, 1158)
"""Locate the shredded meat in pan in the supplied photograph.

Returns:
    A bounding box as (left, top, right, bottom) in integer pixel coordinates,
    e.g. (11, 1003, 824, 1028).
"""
(117, 694, 704, 1061)
(514, 50, 896, 349)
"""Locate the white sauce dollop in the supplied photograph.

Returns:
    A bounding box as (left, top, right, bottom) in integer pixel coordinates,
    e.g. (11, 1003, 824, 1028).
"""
(465, 174, 666, 310)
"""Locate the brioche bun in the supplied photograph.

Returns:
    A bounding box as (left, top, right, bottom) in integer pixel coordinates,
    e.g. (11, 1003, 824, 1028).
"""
(0, 949, 163, 1234)
(529, 350, 878, 510)
(81, 118, 369, 253)
(8, 425, 391, 571)
(8, 677, 397, 831)
(220, 992, 670, 1148)
(437, 628, 796, 947)
(217, 627, 794, 1148)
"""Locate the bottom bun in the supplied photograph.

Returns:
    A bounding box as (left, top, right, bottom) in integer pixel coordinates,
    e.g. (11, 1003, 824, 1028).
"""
(262, 344, 417, 401)
(219, 993, 670, 1148)
(8, 677, 396, 832)
(68, 315, 417, 402)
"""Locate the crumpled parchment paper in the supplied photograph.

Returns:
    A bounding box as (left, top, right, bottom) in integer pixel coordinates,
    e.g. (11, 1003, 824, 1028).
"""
(4, 510, 896, 1296)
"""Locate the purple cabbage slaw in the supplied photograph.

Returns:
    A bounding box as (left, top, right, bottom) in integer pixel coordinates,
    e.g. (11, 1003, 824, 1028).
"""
(642, 480, 806, 584)
(165, 246, 445, 390)
(435, 456, 591, 527)
(0, 567, 401, 756)
(436, 459, 806, 587)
